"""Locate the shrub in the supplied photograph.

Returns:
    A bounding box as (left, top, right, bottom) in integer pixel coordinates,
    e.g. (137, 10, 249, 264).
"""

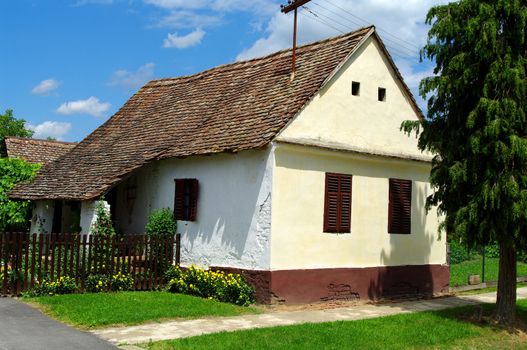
(25, 276, 77, 297)
(449, 240, 477, 264)
(85, 272, 134, 293)
(85, 274, 109, 293)
(485, 244, 500, 259)
(109, 272, 134, 291)
(90, 200, 116, 237)
(146, 208, 177, 272)
(146, 208, 177, 236)
(165, 265, 255, 306)
(216, 273, 254, 307)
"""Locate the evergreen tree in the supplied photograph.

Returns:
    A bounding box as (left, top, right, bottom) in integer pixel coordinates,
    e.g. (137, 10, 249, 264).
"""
(403, 0, 527, 324)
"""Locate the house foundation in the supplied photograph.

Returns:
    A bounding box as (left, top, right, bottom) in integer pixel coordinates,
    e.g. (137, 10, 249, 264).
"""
(212, 264, 450, 304)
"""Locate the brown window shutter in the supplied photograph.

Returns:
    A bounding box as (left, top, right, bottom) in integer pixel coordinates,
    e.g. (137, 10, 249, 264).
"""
(339, 174, 352, 233)
(324, 173, 352, 233)
(388, 178, 412, 234)
(174, 179, 185, 219)
(189, 179, 199, 221)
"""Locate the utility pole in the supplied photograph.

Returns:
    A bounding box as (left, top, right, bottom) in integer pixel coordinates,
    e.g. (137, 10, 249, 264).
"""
(281, 0, 311, 78)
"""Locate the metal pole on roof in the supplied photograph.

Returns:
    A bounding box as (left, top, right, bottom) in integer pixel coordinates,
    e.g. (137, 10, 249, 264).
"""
(281, 0, 312, 79)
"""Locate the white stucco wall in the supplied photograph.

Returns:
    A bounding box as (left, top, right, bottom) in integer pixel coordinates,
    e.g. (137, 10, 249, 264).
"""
(270, 144, 446, 270)
(277, 35, 428, 161)
(30, 200, 54, 234)
(80, 200, 110, 235)
(114, 148, 273, 270)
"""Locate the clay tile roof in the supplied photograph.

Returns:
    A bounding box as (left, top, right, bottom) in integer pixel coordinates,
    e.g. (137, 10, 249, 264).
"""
(10, 26, 396, 201)
(3, 137, 77, 164)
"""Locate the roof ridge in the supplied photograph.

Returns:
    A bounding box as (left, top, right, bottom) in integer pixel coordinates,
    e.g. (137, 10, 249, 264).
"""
(5, 136, 77, 145)
(147, 26, 374, 87)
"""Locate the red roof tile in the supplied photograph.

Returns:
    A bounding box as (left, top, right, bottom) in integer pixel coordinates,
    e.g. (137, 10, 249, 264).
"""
(3, 137, 76, 164)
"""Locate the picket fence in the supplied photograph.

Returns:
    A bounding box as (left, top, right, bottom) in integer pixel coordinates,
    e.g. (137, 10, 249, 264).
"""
(0, 232, 181, 296)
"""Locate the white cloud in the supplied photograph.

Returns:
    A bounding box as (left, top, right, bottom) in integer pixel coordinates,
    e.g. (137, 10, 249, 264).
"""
(109, 63, 155, 89)
(163, 28, 205, 49)
(56, 96, 111, 118)
(144, 0, 277, 30)
(144, 0, 276, 14)
(155, 11, 221, 29)
(237, 0, 450, 61)
(31, 79, 61, 95)
(27, 121, 72, 140)
(144, 0, 207, 9)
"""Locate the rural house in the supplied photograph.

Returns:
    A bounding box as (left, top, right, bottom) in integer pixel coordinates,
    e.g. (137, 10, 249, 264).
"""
(1, 137, 76, 164)
(10, 27, 449, 303)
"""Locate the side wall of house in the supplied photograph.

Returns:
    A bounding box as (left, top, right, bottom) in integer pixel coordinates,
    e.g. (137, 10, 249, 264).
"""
(114, 148, 273, 271)
(268, 144, 448, 303)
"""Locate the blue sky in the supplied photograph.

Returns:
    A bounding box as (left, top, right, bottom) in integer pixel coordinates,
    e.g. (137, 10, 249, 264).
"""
(1, 0, 445, 142)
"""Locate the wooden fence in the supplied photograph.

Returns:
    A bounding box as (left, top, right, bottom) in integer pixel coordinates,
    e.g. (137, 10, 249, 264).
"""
(0, 232, 181, 296)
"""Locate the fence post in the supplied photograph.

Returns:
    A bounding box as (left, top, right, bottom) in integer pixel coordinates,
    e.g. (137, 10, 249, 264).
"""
(175, 233, 181, 265)
(0, 233, 4, 296)
(481, 246, 486, 284)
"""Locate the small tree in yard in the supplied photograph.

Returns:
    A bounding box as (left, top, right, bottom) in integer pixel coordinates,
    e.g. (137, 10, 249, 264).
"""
(90, 201, 116, 237)
(90, 201, 116, 274)
(146, 208, 177, 236)
(403, 0, 527, 324)
(146, 208, 177, 271)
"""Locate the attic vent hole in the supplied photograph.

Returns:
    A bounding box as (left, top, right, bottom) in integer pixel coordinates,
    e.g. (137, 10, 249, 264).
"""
(378, 87, 386, 102)
(351, 81, 360, 96)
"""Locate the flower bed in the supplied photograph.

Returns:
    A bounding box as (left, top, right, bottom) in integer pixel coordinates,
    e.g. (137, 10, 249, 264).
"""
(165, 265, 255, 306)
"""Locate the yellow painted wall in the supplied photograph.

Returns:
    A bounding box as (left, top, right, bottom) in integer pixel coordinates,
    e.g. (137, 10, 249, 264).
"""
(277, 35, 429, 161)
(270, 144, 446, 270)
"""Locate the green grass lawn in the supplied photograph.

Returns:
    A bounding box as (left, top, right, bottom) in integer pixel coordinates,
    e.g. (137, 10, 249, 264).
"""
(145, 300, 527, 350)
(450, 257, 527, 286)
(25, 292, 259, 329)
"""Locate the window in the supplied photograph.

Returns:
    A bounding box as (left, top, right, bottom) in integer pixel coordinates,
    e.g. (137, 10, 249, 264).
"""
(388, 178, 412, 234)
(352, 81, 360, 96)
(174, 179, 199, 221)
(378, 87, 386, 102)
(323, 173, 352, 233)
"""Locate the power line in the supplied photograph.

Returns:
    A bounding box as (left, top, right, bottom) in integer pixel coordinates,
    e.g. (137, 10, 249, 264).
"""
(300, 7, 345, 35)
(320, 0, 422, 52)
(302, 6, 416, 59)
(312, 1, 420, 54)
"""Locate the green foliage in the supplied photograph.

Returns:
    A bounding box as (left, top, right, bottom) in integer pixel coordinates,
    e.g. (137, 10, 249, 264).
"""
(405, 0, 527, 319)
(146, 208, 177, 272)
(408, 0, 527, 251)
(0, 109, 33, 141)
(90, 201, 116, 237)
(165, 265, 255, 306)
(24, 276, 78, 297)
(109, 272, 134, 291)
(0, 157, 41, 231)
(85, 272, 134, 293)
(145, 208, 177, 236)
(90, 201, 117, 274)
(85, 274, 109, 293)
(449, 240, 477, 264)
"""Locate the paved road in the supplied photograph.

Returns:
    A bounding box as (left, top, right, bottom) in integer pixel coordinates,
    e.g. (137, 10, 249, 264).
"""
(95, 287, 527, 345)
(0, 297, 117, 350)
